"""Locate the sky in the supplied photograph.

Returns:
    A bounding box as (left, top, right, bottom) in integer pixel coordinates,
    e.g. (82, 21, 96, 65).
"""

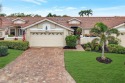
(0, 0, 125, 17)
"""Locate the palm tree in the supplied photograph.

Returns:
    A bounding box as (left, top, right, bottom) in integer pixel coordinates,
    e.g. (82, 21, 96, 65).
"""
(90, 22, 120, 60)
(79, 10, 84, 17)
(86, 9, 93, 17)
(79, 9, 93, 17)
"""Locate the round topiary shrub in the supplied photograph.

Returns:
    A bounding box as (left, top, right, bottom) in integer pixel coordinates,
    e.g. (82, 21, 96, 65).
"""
(65, 35, 77, 48)
(0, 46, 8, 57)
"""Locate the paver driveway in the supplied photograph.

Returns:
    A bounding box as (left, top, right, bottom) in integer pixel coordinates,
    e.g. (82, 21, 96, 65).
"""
(0, 48, 75, 83)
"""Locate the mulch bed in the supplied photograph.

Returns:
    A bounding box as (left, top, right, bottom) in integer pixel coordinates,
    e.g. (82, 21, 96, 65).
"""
(96, 57, 112, 64)
(63, 46, 76, 49)
(0, 38, 4, 40)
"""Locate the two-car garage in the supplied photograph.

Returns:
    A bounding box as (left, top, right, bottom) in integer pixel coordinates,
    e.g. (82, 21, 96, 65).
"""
(29, 31, 65, 47)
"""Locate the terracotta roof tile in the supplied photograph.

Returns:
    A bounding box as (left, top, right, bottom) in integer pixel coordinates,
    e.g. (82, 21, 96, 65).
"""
(0, 17, 125, 29)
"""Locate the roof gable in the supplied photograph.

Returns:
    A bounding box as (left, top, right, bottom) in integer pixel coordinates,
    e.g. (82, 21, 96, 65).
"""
(22, 18, 74, 31)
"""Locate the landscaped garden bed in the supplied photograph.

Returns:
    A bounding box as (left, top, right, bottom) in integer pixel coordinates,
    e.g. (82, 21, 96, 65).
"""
(63, 46, 76, 49)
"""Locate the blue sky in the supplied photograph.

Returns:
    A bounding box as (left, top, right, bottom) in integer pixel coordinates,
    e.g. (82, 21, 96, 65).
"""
(1, 0, 125, 16)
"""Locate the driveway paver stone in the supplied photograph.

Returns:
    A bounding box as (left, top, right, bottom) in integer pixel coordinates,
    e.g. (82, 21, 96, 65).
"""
(0, 48, 75, 83)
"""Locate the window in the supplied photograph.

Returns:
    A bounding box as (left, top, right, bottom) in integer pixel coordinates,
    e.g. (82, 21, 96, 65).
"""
(18, 29, 23, 36)
(0, 32, 2, 37)
(10, 29, 15, 36)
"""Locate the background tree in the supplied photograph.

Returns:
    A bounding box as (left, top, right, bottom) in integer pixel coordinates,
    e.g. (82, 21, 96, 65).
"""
(79, 9, 93, 17)
(46, 13, 53, 17)
(79, 10, 85, 17)
(86, 9, 93, 17)
(62, 15, 70, 17)
(90, 22, 120, 60)
(0, 13, 6, 17)
(8, 13, 41, 17)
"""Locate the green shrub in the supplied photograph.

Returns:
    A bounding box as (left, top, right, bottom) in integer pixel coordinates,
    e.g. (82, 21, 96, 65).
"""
(0, 40, 29, 51)
(65, 35, 77, 48)
(85, 47, 91, 51)
(91, 38, 100, 51)
(82, 42, 91, 49)
(108, 44, 125, 54)
(108, 36, 120, 45)
(95, 45, 100, 52)
(0, 46, 8, 56)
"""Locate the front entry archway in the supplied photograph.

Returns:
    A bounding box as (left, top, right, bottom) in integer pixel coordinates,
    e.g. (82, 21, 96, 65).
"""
(71, 27, 78, 35)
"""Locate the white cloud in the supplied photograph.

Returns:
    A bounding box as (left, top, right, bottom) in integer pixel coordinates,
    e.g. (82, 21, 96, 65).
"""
(66, 7, 77, 10)
(21, 0, 47, 5)
(2, 5, 125, 17)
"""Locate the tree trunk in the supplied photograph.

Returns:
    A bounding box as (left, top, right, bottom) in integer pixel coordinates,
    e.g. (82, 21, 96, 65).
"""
(101, 42, 106, 60)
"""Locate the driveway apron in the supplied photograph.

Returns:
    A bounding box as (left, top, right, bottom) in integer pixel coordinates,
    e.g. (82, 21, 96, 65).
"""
(0, 48, 75, 83)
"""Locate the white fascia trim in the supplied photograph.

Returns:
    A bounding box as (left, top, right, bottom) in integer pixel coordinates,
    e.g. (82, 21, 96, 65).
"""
(113, 23, 125, 28)
(22, 18, 74, 31)
(68, 18, 81, 22)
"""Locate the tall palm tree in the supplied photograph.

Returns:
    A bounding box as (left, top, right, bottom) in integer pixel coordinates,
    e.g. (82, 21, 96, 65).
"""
(79, 10, 84, 17)
(90, 22, 120, 60)
(79, 9, 93, 17)
(86, 9, 93, 17)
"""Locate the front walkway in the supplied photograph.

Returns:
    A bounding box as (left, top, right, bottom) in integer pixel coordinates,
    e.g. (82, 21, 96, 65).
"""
(0, 48, 75, 83)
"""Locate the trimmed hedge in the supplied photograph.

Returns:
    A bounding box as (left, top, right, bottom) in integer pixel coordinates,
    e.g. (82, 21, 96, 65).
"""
(0, 41, 29, 51)
(107, 44, 125, 54)
(65, 35, 77, 48)
(0, 46, 8, 56)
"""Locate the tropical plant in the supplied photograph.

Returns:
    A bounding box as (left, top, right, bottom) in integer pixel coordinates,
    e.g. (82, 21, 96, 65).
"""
(76, 28, 82, 44)
(107, 36, 120, 45)
(86, 9, 93, 17)
(90, 22, 120, 60)
(79, 10, 85, 17)
(79, 9, 93, 17)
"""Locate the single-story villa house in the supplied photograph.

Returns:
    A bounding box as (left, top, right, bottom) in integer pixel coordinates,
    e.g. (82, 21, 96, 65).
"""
(0, 17, 125, 47)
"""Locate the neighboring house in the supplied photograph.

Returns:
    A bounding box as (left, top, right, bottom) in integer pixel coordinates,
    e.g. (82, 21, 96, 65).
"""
(0, 17, 125, 47)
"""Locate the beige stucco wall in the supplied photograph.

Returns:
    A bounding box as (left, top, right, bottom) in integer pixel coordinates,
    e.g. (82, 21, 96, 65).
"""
(69, 20, 80, 24)
(117, 26, 125, 47)
(25, 20, 71, 47)
(0, 30, 5, 38)
(80, 37, 99, 44)
(81, 26, 125, 47)
(84, 30, 90, 34)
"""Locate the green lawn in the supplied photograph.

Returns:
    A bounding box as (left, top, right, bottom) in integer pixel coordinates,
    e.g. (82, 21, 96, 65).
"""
(65, 51, 125, 83)
(0, 49, 23, 69)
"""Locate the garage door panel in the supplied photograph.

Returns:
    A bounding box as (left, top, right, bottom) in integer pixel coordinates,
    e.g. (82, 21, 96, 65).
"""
(30, 32, 64, 47)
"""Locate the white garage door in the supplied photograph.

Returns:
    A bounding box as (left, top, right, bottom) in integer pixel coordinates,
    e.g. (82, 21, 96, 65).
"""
(118, 34, 125, 47)
(30, 32, 64, 47)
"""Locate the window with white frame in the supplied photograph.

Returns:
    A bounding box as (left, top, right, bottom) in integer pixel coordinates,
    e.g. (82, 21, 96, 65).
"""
(10, 29, 15, 36)
(0, 32, 2, 37)
(18, 28, 23, 36)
